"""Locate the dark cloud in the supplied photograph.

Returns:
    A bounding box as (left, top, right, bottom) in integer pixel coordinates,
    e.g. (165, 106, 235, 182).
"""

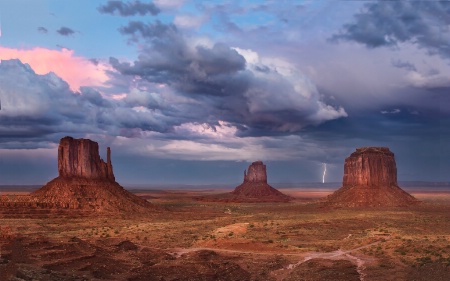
(0, 60, 101, 144)
(98, 0, 160, 16)
(332, 1, 450, 58)
(0, 59, 185, 148)
(37, 27, 48, 34)
(56, 26, 75, 36)
(309, 101, 450, 151)
(110, 21, 346, 136)
(391, 59, 416, 72)
(89, 58, 99, 66)
(301, 105, 450, 182)
(109, 31, 246, 94)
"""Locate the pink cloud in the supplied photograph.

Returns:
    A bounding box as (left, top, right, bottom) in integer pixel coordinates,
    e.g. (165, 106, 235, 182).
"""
(0, 46, 109, 91)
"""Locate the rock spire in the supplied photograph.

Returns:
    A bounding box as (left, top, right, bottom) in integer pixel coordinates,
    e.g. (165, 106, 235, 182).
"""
(243, 161, 267, 183)
(230, 161, 292, 202)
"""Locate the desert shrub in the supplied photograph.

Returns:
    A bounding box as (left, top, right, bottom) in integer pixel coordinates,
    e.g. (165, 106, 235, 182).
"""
(416, 256, 432, 266)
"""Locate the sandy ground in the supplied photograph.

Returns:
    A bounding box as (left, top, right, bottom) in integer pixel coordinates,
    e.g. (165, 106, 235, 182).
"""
(1, 186, 450, 280)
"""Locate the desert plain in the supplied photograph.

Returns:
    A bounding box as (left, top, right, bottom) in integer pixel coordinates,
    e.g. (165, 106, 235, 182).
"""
(1, 186, 450, 281)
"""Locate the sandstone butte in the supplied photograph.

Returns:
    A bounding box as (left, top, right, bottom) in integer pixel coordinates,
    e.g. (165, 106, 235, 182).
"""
(30, 136, 154, 213)
(325, 147, 418, 207)
(229, 161, 292, 202)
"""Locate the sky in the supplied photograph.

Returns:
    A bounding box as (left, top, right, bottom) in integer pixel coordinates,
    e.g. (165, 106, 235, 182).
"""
(0, 0, 449, 185)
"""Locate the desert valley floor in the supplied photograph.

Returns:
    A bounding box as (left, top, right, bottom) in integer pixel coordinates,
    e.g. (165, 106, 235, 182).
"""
(1, 187, 450, 281)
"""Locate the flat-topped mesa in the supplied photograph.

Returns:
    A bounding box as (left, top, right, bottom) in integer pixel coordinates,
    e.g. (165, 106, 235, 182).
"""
(343, 147, 397, 187)
(325, 147, 418, 207)
(58, 136, 115, 181)
(244, 161, 267, 183)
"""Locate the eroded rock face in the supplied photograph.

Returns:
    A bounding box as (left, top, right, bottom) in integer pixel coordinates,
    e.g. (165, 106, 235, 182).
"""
(343, 147, 397, 187)
(325, 147, 418, 207)
(244, 161, 267, 183)
(58, 136, 115, 181)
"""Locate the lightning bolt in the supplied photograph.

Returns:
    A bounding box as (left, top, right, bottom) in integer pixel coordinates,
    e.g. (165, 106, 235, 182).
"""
(322, 163, 327, 184)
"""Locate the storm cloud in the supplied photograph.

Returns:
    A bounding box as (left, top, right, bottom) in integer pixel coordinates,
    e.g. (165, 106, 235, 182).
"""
(332, 1, 450, 58)
(98, 0, 160, 16)
(110, 21, 347, 136)
(0, 59, 184, 147)
(0, 60, 105, 145)
(391, 59, 416, 72)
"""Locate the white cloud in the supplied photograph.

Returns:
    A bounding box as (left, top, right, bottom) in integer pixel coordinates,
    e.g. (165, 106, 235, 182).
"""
(154, 0, 186, 9)
(233, 48, 259, 65)
(381, 109, 401, 114)
(174, 121, 237, 139)
(234, 47, 347, 124)
(112, 121, 341, 163)
(0, 47, 110, 91)
(174, 14, 208, 29)
(406, 71, 450, 89)
(309, 102, 348, 123)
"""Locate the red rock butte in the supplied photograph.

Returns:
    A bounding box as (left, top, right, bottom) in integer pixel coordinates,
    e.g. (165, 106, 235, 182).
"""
(325, 147, 418, 207)
(230, 161, 292, 202)
(30, 136, 154, 213)
(58, 136, 115, 181)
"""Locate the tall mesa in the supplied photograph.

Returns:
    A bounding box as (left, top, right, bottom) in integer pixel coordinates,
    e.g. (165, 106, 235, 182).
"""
(325, 147, 418, 207)
(58, 136, 115, 181)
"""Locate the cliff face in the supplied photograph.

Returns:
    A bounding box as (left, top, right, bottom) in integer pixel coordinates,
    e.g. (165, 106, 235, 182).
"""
(326, 147, 418, 207)
(244, 161, 267, 183)
(343, 147, 397, 187)
(58, 136, 115, 181)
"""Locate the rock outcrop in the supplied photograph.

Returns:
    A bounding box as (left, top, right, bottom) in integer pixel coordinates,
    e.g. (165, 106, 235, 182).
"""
(343, 147, 397, 187)
(30, 136, 154, 214)
(58, 136, 115, 181)
(243, 161, 268, 183)
(230, 161, 292, 202)
(325, 147, 418, 207)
